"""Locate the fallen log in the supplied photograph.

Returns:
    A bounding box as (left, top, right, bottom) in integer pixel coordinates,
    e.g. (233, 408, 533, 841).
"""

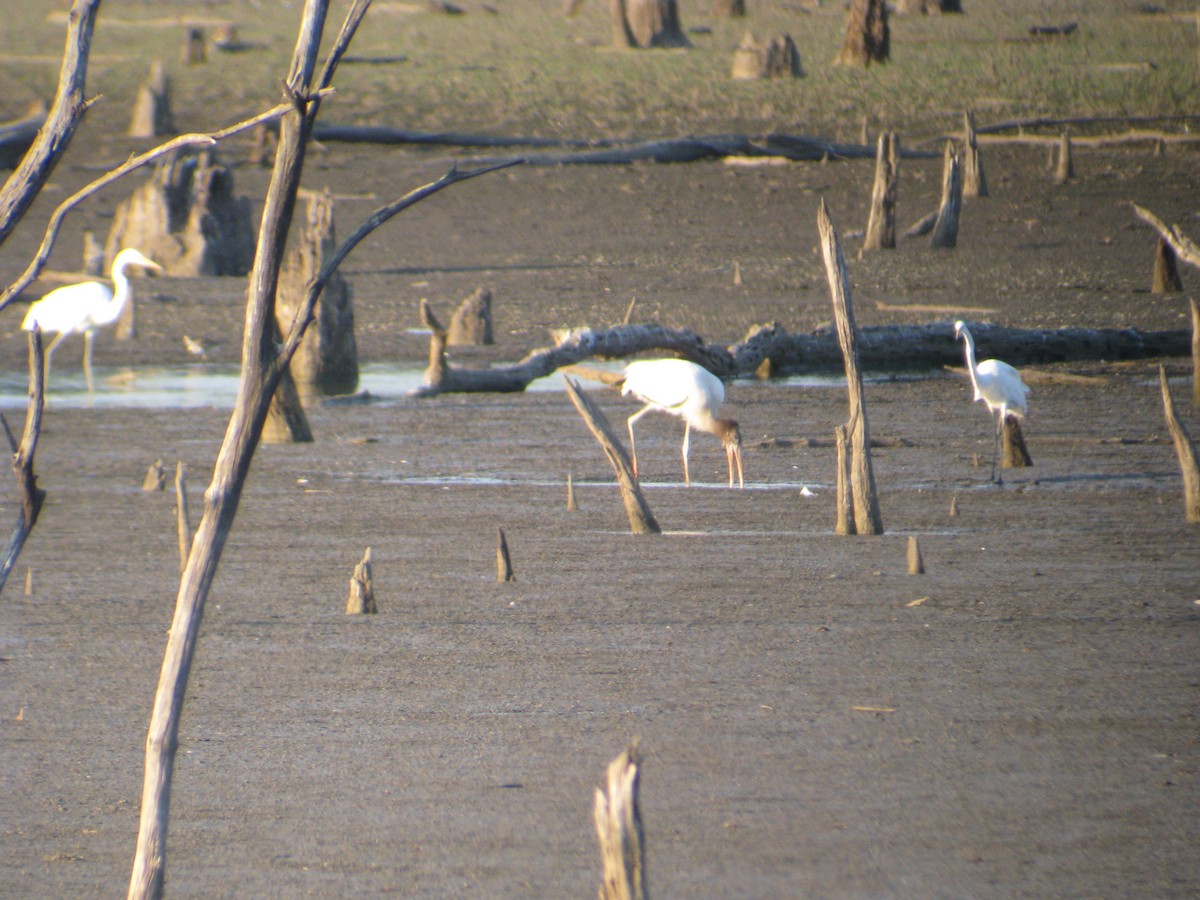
(406, 320, 1191, 395)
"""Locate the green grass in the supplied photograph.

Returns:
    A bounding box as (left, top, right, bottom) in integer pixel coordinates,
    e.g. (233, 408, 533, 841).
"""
(1, 0, 1198, 141)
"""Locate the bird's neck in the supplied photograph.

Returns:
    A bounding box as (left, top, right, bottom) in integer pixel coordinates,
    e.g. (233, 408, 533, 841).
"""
(961, 330, 982, 388)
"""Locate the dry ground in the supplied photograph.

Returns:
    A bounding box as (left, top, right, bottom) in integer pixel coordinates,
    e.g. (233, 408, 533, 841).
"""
(1, 43, 1199, 900)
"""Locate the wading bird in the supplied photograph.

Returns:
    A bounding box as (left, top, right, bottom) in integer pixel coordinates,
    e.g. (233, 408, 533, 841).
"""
(955, 320, 1030, 483)
(620, 358, 744, 488)
(21, 248, 162, 393)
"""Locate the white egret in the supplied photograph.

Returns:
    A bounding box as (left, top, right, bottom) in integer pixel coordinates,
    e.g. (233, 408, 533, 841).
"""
(620, 358, 744, 488)
(21, 248, 162, 393)
(954, 320, 1030, 482)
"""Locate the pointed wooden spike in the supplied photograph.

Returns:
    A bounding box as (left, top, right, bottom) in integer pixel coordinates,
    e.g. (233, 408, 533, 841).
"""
(907, 535, 925, 575)
(732, 260, 742, 285)
(949, 492, 959, 517)
(567, 470, 579, 511)
(346, 547, 377, 614)
(496, 526, 516, 582)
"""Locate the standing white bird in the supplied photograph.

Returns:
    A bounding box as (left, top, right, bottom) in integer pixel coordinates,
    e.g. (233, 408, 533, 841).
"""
(620, 358, 744, 488)
(21, 247, 162, 393)
(954, 320, 1030, 483)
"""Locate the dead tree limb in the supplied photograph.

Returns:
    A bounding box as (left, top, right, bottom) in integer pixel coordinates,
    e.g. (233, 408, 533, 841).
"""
(0, 0, 101, 249)
(0, 330, 46, 595)
(819, 200, 883, 535)
(594, 741, 648, 900)
(1159, 366, 1200, 523)
(1132, 204, 1200, 269)
(174, 463, 191, 573)
(563, 377, 660, 535)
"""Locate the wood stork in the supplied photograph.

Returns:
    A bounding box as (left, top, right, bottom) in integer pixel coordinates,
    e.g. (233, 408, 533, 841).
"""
(620, 358, 744, 488)
(21, 248, 162, 393)
(955, 320, 1031, 482)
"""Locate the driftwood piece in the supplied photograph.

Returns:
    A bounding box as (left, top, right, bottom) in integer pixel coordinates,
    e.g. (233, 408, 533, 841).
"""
(277, 188, 359, 396)
(835, 0, 889, 67)
(1159, 366, 1200, 523)
(595, 741, 648, 900)
(496, 526, 515, 582)
(174, 463, 191, 573)
(731, 32, 801, 80)
(346, 547, 377, 614)
(863, 132, 899, 250)
(931, 142, 962, 249)
(0, 331, 46, 595)
(104, 148, 256, 277)
(819, 200, 883, 535)
(962, 111, 987, 198)
(563, 377, 660, 535)
(907, 535, 924, 574)
(1152, 237, 1183, 293)
(448, 286, 495, 345)
(128, 61, 174, 139)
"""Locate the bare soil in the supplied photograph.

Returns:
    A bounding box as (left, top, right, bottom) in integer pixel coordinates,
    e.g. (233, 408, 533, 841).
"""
(1, 133, 1199, 897)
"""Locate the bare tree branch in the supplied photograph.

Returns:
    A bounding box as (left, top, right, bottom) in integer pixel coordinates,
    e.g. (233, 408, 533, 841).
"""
(0, 329, 47, 594)
(1133, 204, 1200, 269)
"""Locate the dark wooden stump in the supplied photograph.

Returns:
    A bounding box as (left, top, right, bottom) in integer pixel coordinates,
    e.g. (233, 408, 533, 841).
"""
(612, 0, 690, 48)
(1152, 237, 1183, 293)
(711, 0, 745, 17)
(962, 111, 988, 198)
(128, 61, 174, 139)
(181, 27, 206, 65)
(1001, 415, 1032, 468)
(731, 32, 801, 80)
(277, 189, 359, 397)
(447, 286, 495, 346)
(863, 132, 899, 250)
(496, 526, 516, 582)
(1055, 132, 1074, 183)
(835, 0, 889, 67)
(931, 142, 962, 249)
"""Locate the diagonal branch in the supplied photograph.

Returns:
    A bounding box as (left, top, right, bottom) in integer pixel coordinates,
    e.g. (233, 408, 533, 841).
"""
(0, 329, 47, 594)
(1132, 204, 1200, 269)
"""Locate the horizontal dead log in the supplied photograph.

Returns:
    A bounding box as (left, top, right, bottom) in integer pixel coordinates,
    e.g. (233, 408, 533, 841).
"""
(408, 321, 1191, 395)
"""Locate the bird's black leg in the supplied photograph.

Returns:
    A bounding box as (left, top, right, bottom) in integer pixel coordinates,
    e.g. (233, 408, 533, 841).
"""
(990, 412, 1003, 485)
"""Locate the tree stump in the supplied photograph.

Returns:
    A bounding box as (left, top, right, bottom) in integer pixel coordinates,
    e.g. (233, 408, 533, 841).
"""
(1152, 237, 1183, 293)
(104, 149, 256, 277)
(962, 110, 988, 198)
(447, 286, 495, 346)
(931, 141, 962, 249)
(276, 189, 359, 397)
(731, 32, 801, 80)
(128, 61, 174, 139)
(181, 27, 206, 65)
(611, 0, 690, 48)
(142, 459, 166, 492)
(1001, 415, 1032, 468)
(834, 0, 889, 67)
(496, 526, 515, 582)
(1054, 132, 1074, 183)
(907, 535, 924, 574)
(863, 132, 899, 250)
(594, 742, 647, 900)
(711, 0, 745, 17)
(346, 547, 377, 614)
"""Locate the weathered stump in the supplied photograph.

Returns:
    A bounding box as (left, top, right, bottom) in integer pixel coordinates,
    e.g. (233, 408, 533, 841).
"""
(1152, 237, 1183, 293)
(1159, 366, 1200, 522)
(1192, 299, 1200, 408)
(276, 189, 359, 397)
(612, 0, 690, 48)
(962, 111, 987, 198)
(1001, 415, 1032, 468)
(731, 32, 801, 80)
(835, 0, 889, 67)
(863, 132, 899, 250)
(819, 200, 883, 535)
(104, 149, 256, 277)
(711, 0, 745, 17)
(931, 142, 962, 249)
(346, 547, 377, 614)
(143, 459, 166, 492)
(907, 535, 924, 574)
(128, 61, 174, 139)
(594, 742, 647, 900)
(181, 27, 206, 65)
(567, 470, 579, 511)
(1054, 132, 1074, 183)
(447, 286, 495, 346)
(496, 526, 516, 582)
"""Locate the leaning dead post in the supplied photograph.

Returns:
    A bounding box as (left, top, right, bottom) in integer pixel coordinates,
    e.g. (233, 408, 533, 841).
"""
(563, 376, 660, 535)
(174, 463, 191, 573)
(863, 131, 899, 250)
(346, 547, 377, 613)
(0, 330, 46, 595)
(907, 535, 925, 575)
(931, 141, 962, 249)
(1152, 237, 1183, 293)
(962, 110, 988, 198)
(818, 200, 883, 534)
(1159, 366, 1200, 523)
(496, 526, 516, 582)
(594, 740, 648, 900)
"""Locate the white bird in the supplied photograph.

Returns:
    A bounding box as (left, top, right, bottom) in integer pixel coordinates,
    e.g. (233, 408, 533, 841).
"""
(954, 320, 1030, 483)
(620, 358, 744, 488)
(21, 248, 162, 393)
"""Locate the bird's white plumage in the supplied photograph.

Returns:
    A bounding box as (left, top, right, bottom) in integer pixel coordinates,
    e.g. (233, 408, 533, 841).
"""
(20, 247, 161, 393)
(620, 358, 743, 488)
